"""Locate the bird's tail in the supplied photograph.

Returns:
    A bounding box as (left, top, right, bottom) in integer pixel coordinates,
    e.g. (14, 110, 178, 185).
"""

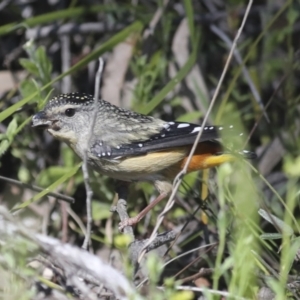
(180, 143, 256, 173)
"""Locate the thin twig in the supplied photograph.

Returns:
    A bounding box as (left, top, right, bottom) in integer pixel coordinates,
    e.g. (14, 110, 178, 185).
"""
(82, 58, 104, 250)
(138, 0, 254, 263)
(114, 199, 134, 238)
(0, 175, 74, 204)
(143, 0, 170, 39)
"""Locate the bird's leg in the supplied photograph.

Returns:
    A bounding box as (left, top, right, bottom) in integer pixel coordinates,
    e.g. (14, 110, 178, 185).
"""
(118, 192, 168, 231)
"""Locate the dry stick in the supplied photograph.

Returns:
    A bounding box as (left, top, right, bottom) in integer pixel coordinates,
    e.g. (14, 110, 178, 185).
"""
(82, 58, 104, 250)
(113, 183, 134, 238)
(113, 182, 177, 272)
(143, 0, 170, 39)
(0, 175, 74, 204)
(138, 0, 254, 264)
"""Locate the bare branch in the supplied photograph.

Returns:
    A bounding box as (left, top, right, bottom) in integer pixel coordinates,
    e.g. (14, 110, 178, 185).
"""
(82, 58, 104, 250)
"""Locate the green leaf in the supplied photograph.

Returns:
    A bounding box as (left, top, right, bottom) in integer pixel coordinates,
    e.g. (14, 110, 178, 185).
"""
(0, 116, 27, 157)
(183, 0, 195, 46)
(284, 155, 300, 177)
(287, 6, 299, 25)
(215, 0, 293, 123)
(260, 233, 283, 240)
(0, 140, 9, 156)
(258, 209, 294, 236)
(13, 163, 81, 210)
(0, 21, 143, 123)
(20, 79, 39, 99)
(178, 172, 198, 195)
(285, 236, 300, 273)
(0, 92, 39, 124)
(61, 146, 77, 168)
(18, 166, 31, 183)
(170, 291, 194, 300)
(92, 201, 111, 221)
(19, 58, 39, 76)
(176, 111, 203, 122)
(35, 46, 52, 83)
(3, 252, 16, 269)
(0, 5, 136, 36)
(6, 118, 18, 139)
(139, 32, 200, 115)
(37, 166, 77, 187)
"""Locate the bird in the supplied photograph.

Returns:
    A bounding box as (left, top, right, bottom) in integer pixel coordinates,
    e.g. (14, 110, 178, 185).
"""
(32, 92, 256, 229)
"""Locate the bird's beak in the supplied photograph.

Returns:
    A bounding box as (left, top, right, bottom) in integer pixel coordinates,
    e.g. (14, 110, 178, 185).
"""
(31, 111, 52, 129)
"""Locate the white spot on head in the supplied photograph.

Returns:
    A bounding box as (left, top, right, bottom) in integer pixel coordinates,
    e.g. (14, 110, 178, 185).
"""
(209, 126, 214, 130)
(177, 123, 190, 128)
(117, 146, 120, 149)
(168, 122, 175, 125)
(191, 127, 201, 133)
(102, 153, 106, 156)
(98, 154, 101, 157)
(204, 127, 208, 130)
(107, 152, 111, 156)
(138, 143, 143, 147)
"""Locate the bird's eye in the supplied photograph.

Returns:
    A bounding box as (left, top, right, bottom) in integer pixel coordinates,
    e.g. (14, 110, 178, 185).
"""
(65, 108, 76, 117)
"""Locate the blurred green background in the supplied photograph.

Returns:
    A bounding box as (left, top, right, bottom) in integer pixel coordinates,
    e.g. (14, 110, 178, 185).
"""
(0, 0, 300, 299)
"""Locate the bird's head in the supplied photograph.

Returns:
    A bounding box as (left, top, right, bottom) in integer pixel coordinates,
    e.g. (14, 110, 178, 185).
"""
(31, 93, 96, 146)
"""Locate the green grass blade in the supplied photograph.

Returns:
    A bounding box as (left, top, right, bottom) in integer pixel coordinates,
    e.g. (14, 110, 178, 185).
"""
(215, 0, 292, 123)
(13, 163, 81, 210)
(0, 21, 143, 123)
(183, 0, 195, 46)
(0, 5, 137, 36)
(139, 33, 199, 115)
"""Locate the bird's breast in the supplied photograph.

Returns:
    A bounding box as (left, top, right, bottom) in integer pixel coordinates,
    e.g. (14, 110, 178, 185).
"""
(89, 148, 188, 182)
